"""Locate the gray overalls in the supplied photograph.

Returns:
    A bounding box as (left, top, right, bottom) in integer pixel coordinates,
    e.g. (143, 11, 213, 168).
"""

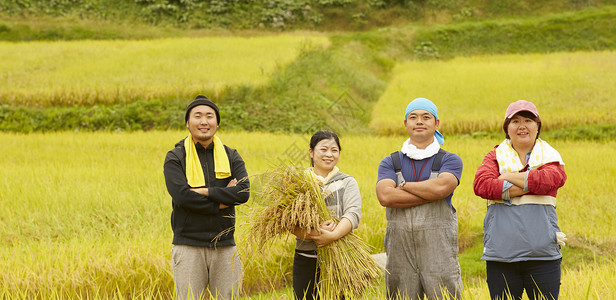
(385, 154, 463, 300)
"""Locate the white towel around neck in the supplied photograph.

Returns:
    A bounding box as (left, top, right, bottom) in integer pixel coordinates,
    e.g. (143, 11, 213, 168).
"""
(401, 137, 441, 160)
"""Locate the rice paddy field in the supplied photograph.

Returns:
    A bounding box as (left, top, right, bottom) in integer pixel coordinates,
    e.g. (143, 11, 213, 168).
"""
(1, 32, 616, 298)
(0, 35, 328, 107)
(1, 131, 615, 299)
(370, 51, 616, 135)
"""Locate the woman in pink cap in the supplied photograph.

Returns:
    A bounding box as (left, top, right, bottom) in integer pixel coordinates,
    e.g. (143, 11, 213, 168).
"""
(473, 100, 567, 300)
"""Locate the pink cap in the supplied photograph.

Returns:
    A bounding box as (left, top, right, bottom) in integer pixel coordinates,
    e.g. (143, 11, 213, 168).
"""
(504, 100, 540, 120)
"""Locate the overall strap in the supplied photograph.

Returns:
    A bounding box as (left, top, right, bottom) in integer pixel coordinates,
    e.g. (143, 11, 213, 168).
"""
(431, 149, 448, 172)
(390, 151, 401, 172)
(390, 151, 405, 187)
(392, 149, 447, 184)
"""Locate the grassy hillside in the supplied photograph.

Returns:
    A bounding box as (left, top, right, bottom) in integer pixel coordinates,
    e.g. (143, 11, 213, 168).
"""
(0, 35, 329, 107)
(1, 0, 616, 34)
(2, 6, 616, 137)
(414, 6, 616, 58)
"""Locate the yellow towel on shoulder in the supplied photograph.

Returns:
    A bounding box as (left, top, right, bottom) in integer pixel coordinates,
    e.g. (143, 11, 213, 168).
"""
(495, 138, 564, 174)
(185, 133, 231, 187)
(305, 167, 339, 186)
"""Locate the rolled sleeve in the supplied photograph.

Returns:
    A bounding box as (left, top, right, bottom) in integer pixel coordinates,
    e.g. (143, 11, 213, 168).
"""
(502, 180, 514, 192)
(473, 150, 507, 200)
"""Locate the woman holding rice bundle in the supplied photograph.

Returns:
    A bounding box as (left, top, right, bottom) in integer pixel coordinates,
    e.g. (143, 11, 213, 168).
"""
(291, 130, 362, 300)
(473, 100, 567, 300)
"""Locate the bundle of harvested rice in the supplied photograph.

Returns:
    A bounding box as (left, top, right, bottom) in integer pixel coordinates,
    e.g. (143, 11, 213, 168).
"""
(247, 165, 382, 299)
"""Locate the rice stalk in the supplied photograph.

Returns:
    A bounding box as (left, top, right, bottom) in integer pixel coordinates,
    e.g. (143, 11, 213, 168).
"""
(316, 232, 382, 299)
(246, 165, 381, 298)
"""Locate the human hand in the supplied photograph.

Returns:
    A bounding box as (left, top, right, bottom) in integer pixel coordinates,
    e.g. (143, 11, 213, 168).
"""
(498, 172, 513, 181)
(319, 220, 336, 232)
(190, 187, 208, 196)
(310, 229, 337, 247)
(508, 185, 528, 197)
(498, 171, 524, 181)
(227, 178, 238, 187)
(291, 227, 319, 240)
(221, 179, 235, 209)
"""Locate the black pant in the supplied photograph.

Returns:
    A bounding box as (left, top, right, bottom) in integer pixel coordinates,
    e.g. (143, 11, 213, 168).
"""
(293, 250, 319, 300)
(486, 259, 561, 300)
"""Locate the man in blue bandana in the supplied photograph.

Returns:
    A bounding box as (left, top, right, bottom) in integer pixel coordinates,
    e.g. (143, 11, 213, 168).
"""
(376, 98, 463, 300)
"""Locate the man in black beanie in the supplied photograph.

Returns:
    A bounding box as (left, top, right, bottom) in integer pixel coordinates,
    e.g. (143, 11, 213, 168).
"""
(163, 95, 250, 300)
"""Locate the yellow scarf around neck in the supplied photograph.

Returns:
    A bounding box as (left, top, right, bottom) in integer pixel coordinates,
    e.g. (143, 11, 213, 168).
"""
(185, 133, 231, 187)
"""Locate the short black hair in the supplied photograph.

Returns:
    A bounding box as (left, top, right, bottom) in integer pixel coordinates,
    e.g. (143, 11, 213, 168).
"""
(310, 130, 341, 151)
(309, 130, 341, 166)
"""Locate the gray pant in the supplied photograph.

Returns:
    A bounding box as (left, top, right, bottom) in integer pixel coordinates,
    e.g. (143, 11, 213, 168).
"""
(172, 244, 242, 300)
(385, 198, 462, 300)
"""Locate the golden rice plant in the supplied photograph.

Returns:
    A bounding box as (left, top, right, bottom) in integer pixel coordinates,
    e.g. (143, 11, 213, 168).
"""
(245, 165, 382, 299)
(245, 166, 325, 249)
(0, 36, 329, 107)
(316, 232, 382, 299)
(370, 51, 616, 135)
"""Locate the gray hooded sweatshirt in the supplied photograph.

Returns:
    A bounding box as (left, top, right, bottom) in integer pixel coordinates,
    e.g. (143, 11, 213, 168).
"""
(295, 171, 362, 251)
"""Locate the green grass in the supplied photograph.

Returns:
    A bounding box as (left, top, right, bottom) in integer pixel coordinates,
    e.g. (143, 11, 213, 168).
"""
(2, 0, 614, 33)
(0, 15, 191, 41)
(414, 5, 616, 58)
(0, 35, 328, 107)
(6, 43, 616, 137)
(0, 30, 387, 134)
(3, 7, 616, 135)
(370, 50, 616, 135)
(1, 131, 614, 298)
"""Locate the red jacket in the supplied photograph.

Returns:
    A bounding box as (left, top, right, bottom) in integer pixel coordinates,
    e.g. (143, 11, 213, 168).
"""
(473, 148, 567, 200)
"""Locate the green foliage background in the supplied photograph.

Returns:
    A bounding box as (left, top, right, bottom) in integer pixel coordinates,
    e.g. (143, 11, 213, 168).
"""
(2, 0, 616, 33)
(2, 4, 616, 138)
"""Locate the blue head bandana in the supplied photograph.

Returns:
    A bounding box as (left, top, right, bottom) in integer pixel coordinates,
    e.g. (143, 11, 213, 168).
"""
(404, 98, 445, 145)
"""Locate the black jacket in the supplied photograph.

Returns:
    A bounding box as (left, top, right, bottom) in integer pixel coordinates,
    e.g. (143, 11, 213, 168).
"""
(163, 138, 250, 247)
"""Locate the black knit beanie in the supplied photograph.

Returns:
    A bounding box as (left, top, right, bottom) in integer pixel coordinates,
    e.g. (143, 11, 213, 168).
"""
(185, 95, 220, 124)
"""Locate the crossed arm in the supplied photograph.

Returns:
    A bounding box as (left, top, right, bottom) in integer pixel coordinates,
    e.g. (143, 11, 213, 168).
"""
(473, 151, 529, 200)
(376, 172, 459, 208)
(164, 149, 249, 214)
(498, 172, 528, 198)
(190, 178, 238, 209)
(291, 217, 353, 247)
(498, 163, 566, 197)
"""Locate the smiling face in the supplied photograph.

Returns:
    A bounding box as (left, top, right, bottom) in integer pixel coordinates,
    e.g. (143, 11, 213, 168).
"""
(404, 109, 439, 148)
(186, 105, 218, 146)
(507, 113, 539, 149)
(309, 138, 340, 175)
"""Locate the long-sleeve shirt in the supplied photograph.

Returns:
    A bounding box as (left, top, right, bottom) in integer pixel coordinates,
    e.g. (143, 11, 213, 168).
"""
(473, 147, 567, 262)
(164, 139, 250, 247)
